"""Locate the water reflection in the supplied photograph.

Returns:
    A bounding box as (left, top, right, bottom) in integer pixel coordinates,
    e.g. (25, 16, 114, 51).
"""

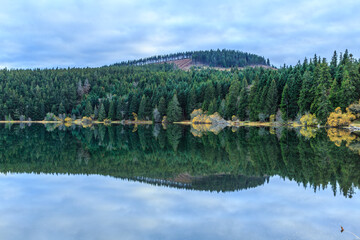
(0, 174, 359, 240)
(0, 124, 359, 197)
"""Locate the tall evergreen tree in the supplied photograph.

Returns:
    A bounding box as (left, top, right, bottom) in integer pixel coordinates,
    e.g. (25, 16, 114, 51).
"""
(312, 85, 332, 123)
(249, 78, 260, 121)
(98, 103, 106, 121)
(202, 82, 215, 111)
(167, 94, 182, 122)
(83, 100, 93, 117)
(280, 84, 290, 121)
(108, 100, 116, 120)
(298, 71, 314, 114)
(58, 102, 65, 114)
(265, 79, 278, 115)
(328, 78, 340, 109)
(158, 96, 167, 117)
(339, 70, 356, 108)
(138, 95, 152, 120)
(225, 80, 240, 118)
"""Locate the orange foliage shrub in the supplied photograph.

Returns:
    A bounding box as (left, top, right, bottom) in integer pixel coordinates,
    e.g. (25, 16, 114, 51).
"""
(327, 107, 355, 127)
(300, 113, 318, 126)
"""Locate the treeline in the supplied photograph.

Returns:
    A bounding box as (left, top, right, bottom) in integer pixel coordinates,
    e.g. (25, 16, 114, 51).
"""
(0, 50, 359, 123)
(191, 49, 269, 67)
(0, 124, 359, 196)
(113, 49, 269, 68)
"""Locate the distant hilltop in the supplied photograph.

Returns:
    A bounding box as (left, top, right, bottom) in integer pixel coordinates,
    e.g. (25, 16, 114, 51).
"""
(114, 49, 272, 70)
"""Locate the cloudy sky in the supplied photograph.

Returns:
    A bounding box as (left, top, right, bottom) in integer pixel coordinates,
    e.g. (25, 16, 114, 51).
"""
(1, 0, 359, 69)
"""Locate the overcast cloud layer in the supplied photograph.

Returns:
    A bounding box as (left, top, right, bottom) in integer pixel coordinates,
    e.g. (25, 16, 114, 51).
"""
(0, 0, 359, 69)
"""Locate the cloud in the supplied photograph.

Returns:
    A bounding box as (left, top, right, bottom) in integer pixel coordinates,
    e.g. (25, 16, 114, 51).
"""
(0, 0, 359, 68)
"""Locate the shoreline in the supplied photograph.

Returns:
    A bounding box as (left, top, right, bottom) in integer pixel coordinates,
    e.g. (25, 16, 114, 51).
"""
(1, 120, 359, 130)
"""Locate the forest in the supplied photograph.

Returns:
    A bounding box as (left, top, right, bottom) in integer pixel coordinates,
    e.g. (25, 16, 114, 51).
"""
(0, 49, 359, 123)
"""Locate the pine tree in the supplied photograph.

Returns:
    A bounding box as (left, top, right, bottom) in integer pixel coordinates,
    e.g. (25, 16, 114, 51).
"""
(313, 86, 332, 123)
(249, 79, 260, 121)
(225, 80, 240, 118)
(58, 102, 65, 114)
(94, 105, 99, 119)
(298, 71, 314, 114)
(98, 103, 106, 121)
(115, 99, 123, 120)
(158, 96, 167, 117)
(207, 99, 217, 115)
(339, 70, 356, 108)
(138, 95, 151, 120)
(328, 78, 340, 109)
(83, 100, 93, 117)
(330, 51, 337, 79)
(238, 87, 248, 120)
(280, 84, 290, 121)
(287, 71, 302, 119)
(167, 94, 182, 122)
(187, 87, 197, 115)
(202, 82, 215, 111)
(265, 79, 278, 115)
(218, 99, 226, 117)
(108, 100, 116, 120)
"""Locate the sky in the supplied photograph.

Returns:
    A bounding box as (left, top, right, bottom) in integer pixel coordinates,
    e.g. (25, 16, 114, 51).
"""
(0, 0, 360, 69)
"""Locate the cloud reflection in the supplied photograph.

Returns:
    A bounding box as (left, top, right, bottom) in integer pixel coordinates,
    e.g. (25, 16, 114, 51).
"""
(0, 173, 359, 240)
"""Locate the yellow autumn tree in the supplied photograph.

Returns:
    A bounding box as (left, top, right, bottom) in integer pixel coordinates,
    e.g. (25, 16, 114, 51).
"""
(327, 107, 355, 127)
(300, 113, 318, 126)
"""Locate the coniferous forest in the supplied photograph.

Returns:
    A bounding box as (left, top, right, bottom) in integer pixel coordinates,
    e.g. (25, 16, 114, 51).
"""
(0, 49, 359, 123)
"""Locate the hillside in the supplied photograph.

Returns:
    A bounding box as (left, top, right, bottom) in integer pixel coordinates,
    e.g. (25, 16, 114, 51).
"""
(158, 58, 273, 71)
(114, 49, 271, 69)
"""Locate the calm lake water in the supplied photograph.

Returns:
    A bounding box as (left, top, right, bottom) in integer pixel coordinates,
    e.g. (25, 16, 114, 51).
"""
(0, 124, 359, 240)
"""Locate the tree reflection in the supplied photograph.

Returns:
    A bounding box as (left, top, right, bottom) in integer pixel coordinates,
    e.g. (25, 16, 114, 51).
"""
(0, 124, 359, 197)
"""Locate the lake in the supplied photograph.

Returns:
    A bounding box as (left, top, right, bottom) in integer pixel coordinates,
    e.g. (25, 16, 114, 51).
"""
(0, 124, 359, 240)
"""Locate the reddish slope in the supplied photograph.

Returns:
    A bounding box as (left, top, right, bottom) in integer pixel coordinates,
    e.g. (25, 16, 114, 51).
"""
(160, 58, 276, 71)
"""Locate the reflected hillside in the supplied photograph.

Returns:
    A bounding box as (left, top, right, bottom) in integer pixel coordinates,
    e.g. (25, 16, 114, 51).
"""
(0, 124, 359, 196)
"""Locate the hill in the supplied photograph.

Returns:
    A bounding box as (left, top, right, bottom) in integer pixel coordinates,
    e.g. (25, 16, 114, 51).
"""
(114, 49, 271, 69)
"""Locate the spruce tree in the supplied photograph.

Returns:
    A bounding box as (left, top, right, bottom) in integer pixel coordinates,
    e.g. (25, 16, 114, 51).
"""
(116, 99, 123, 120)
(225, 80, 240, 118)
(298, 71, 314, 114)
(58, 102, 65, 114)
(138, 95, 151, 120)
(187, 88, 197, 115)
(339, 70, 356, 108)
(280, 84, 290, 121)
(158, 96, 167, 117)
(313, 86, 332, 123)
(287, 71, 302, 119)
(330, 50, 338, 78)
(207, 99, 217, 115)
(202, 82, 215, 111)
(108, 100, 115, 120)
(83, 100, 93, 117)
(167, 94, 182, 122)
(238, 87, 248, 120)
(98, 103, 106, 121)
(328, 78, 340, 109)
(249, 79, 259, 121)
(265, 79, 278, 115)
